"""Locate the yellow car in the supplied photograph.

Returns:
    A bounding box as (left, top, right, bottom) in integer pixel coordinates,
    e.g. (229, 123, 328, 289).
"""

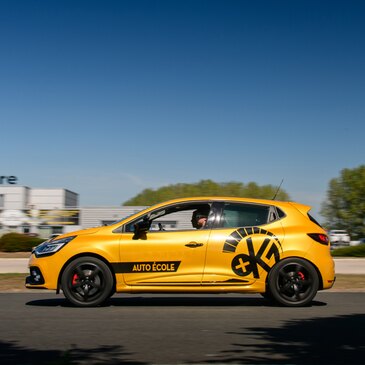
(26, 197, 335, 307)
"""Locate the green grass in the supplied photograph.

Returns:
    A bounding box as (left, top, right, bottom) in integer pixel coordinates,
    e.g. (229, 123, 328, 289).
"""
(0, 273, 27, 291)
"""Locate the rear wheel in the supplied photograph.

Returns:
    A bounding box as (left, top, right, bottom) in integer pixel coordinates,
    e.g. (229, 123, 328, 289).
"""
(61, 256, 114, 307)
(267, 258, 319, 307)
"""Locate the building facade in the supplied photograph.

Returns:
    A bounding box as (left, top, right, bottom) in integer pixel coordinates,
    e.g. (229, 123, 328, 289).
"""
(0, 185, 192, 238)
(0, 186, 80, 237)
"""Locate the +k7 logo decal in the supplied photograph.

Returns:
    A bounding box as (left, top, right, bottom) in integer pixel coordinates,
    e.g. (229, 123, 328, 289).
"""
(223, 226, 283, 279)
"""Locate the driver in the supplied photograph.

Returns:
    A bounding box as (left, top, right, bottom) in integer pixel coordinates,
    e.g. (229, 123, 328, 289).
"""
(191, 209, 209, 229)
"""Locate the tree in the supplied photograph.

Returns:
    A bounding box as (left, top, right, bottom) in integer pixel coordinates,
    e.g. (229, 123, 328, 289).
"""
(320, 165, 365, 239)
(123, 179, 289, 206)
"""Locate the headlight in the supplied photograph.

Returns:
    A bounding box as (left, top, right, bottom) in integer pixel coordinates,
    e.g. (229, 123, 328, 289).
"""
(33, 236, 76, 257)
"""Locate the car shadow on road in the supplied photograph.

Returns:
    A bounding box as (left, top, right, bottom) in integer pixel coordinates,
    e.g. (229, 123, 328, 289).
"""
(25, 294, 327, 307)
(202, 313, 365, 364)
(0, 341, 147, 365)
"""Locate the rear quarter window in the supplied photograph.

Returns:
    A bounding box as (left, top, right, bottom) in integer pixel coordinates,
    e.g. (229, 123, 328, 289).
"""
(307, 213, 323, 228)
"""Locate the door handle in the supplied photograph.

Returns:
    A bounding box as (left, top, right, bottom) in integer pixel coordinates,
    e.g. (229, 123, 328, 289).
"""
(185, 242, 204, 248)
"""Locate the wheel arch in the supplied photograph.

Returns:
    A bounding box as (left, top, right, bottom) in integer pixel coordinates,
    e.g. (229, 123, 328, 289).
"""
(265, 255, 324, 291)
(57, 252, 117, 294)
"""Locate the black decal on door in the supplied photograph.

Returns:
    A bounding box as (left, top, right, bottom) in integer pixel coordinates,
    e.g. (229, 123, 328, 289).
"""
(223, 227, 282, 279)
(112, 261, 181, 273)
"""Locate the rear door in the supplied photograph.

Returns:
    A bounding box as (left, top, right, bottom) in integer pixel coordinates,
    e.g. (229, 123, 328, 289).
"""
(202, 202, 285, 286)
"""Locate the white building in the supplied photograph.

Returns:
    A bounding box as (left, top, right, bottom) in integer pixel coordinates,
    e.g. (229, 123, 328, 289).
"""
(0, 186, 148, 238)
(0, 185, 191, 238)
(79, 206, 144, 228)
(0, 186, 78, 210)
(0, 186, 79, 237)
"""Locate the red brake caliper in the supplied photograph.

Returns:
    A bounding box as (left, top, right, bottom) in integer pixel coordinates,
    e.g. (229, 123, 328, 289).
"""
(298, 272, 305, 280)
(72, 274, 79, 285)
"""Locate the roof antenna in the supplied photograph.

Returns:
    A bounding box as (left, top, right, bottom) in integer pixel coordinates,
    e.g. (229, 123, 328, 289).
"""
(272, 179, 284, 200)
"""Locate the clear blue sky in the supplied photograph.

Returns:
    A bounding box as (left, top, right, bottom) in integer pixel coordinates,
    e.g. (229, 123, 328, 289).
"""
(1, 0, 364, 219)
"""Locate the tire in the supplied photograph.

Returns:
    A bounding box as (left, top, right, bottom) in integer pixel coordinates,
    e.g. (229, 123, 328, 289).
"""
(61, 256, 114, 307)
(267, 258, 319, 307)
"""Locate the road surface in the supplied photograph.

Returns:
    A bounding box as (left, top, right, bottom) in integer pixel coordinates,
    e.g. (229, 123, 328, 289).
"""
(0, 292, 364, 364)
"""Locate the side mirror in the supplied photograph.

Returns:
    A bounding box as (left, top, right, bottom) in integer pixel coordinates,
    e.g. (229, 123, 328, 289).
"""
(133, 218, 150, 240)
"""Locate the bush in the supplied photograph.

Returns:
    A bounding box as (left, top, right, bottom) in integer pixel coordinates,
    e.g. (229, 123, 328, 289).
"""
(0, 233, 44, 252)
(331, 244, 365, 257)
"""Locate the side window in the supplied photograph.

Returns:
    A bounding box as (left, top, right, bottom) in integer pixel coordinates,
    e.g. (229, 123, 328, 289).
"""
(221, 203, 270, 228)
(124, 214, 149, 233)
(124, 203, 212, 232)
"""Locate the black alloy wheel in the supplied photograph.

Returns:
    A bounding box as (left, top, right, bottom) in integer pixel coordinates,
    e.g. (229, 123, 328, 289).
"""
(61, 256, 114, 307)
(267, 258, 319, 307)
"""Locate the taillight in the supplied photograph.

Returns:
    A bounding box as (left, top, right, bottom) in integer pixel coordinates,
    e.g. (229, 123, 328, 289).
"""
(307, 233, 329, 245)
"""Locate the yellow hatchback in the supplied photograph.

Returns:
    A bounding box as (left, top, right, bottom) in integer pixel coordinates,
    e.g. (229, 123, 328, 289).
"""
(26, 197, 335, 307)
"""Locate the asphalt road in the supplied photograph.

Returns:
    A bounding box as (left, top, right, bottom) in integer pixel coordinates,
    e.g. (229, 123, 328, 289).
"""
(0, 292, 364, 364)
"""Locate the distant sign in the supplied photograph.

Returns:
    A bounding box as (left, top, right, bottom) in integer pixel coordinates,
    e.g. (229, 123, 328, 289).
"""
(0, 210, 28, 226)
(27, 209, 80, 226)
(0, 176, 18, 184)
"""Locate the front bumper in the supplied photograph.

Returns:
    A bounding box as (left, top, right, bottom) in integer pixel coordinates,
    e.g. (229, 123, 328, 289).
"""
(25, 253, 62, 290)
(26, 266, 45, 286)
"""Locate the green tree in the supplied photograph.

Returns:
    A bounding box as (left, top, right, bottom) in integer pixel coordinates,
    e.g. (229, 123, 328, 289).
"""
(123, 179, 289, 206)
(321, 165, 365, 239)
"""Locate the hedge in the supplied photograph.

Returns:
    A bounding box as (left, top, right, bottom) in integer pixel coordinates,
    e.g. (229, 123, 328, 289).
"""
(331, 244, 365, 257)
(0, 233, 44, 252)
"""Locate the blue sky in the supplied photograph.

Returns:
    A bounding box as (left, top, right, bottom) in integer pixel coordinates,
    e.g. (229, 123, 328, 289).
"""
(1, 0, 364, 219)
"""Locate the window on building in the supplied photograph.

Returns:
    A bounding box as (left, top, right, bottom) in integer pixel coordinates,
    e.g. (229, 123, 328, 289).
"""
(102, 220, 117, 226)
(52, 227, 63, 235)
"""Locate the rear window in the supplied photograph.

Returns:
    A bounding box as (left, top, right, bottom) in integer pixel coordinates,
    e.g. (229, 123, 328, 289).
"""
(308, 213, 323, 228)
(221, 203, 270, 228)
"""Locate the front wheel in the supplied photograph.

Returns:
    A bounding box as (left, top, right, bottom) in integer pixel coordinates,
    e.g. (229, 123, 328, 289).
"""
(61, 256, 114, 307)
(267, 258, 319, 307)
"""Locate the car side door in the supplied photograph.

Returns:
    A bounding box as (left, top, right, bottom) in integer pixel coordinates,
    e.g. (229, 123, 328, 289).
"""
(117, 203, 214, 287)
(202, 202, 285, 286)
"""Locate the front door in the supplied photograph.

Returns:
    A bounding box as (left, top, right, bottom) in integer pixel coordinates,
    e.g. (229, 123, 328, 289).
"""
(118, 229, 210, 286)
